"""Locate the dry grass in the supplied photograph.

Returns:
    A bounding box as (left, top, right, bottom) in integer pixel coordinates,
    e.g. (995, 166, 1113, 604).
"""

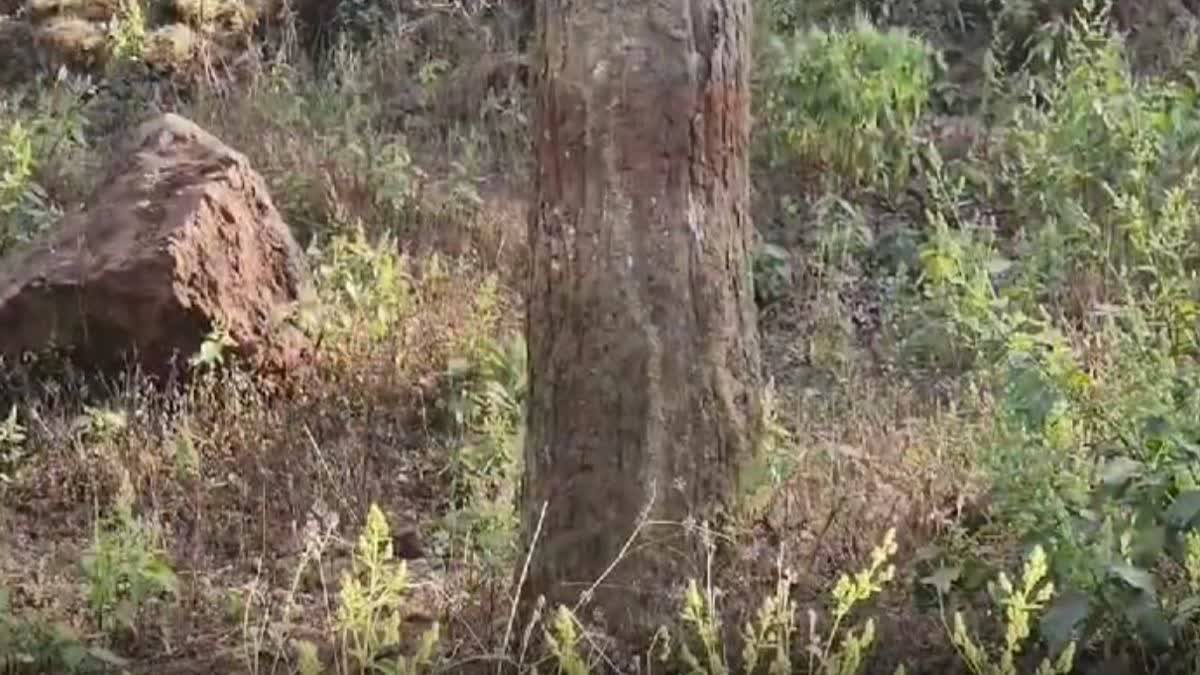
(33, 15, 107, 68)
(0, 236, 521, 669)
(27, 0, 118, 21)
(0, 5, 992, 674)
(145, 22, 198, 68)
(168, 0, 261, 33)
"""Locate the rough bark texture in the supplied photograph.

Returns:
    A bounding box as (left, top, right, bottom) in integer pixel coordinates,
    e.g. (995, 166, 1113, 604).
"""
(522, 0, 760, 647)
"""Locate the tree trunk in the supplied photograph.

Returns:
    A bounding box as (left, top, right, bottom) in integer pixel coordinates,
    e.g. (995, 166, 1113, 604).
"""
(522, 0, 760, 648)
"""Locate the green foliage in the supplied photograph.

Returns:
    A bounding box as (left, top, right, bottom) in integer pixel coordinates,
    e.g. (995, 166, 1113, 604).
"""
(0, 74, 91, 256)
(674, 529, 898, 675)
(679, 578, 729, 675)
(810, 529, 898, 675)
(544, 606, 591, 675)
(107, 0, 148, 63)
(880, 0, 1200, 667)
(81, 492, 178, 641)
(329, 0, 394, 47)
(309, 225, 415, 347)
(436, 330, 526, 570)
(758, 16, 937, 194)
(738, 382, 798, 520)
(739, 575, 795, 675)
(185, 45, 419, 245)
(335, 503, 439, 674)
(0, 119, 35, 223)
(295, 639, 324, 675)
(0, 587, 127, 674)
(756, 0, 855, 35)
(337, 503, 409, 668)
(939, 546, 1077, 675)
(189, 323, 237, 370)
(0, 118, 46, 256)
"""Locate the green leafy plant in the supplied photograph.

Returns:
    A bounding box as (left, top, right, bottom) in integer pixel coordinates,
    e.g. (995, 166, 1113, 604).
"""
(806, 528, 899, 675)
(935, 545, 1076, 675)
(309, 225, 414, 347)
(545, 605, 592, 675)
(189, 323, 238, 370)
(81, 499, 178, 641)
(759, 15, 937, 194)
(1, 586, 127, 674)
(679, 577, 729, 675)
(437, 332, 527, 569)
(675, 529, 899, 674)
(739, 574, 795, 675)
(0, 74, 90, 256)
(336, 503, 439, 674)
(107, 0, 148, 63)
(0, 118, 39, 255)
(738, 382, 798, 521)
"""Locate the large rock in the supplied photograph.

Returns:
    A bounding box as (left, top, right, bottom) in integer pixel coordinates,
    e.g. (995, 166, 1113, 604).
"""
(0, 113, 313, 377)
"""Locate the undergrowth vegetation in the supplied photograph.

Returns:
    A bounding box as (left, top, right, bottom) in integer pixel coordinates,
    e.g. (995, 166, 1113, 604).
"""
(6, 0, 1200, 673)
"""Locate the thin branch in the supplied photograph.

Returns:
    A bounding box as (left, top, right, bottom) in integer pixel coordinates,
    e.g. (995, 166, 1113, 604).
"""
(499, 499, 548, 674)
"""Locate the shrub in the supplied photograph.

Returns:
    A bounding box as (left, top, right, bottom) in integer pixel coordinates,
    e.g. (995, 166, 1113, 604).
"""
(333, 503, 439, 674)
(758, 15, 937, 195)
(81, 476, 178, 641)
(1, 586, 126, 675)
(891, 3, 1200, 667)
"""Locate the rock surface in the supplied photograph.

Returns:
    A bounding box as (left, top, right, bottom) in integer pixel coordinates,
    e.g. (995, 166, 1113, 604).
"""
(0, 113, 312, 376)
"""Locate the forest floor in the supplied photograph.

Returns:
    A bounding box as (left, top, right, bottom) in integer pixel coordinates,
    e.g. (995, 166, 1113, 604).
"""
(7, 2, 1200, 675)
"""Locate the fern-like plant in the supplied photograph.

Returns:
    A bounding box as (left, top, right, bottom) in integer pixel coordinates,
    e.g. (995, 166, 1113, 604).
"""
(945, 546, 1076, 675)
(336, 503, 439, 674)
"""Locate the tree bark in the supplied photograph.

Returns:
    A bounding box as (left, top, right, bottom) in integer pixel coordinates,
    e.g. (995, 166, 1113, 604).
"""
(522, 0, 760, 647)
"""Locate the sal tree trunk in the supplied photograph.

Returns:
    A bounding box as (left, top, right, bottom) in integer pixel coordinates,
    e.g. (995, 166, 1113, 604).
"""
(522, 0, 760, 645)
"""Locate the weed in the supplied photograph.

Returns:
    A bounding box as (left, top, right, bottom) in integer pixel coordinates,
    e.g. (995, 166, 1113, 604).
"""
(0, 405, 27, 482)
(759, 15, 936, 195)
(671, 529, 899, 675)
(336, 503, 439, 673)
(106, 0, 147, 64)
(0, 586, 127, 674)
(81, 493, 178, 641)
(437, 331, 526, 571)
(934, 545, 1076, 675)
(544, 606, 591, 675)
(189, 323, 238, 370)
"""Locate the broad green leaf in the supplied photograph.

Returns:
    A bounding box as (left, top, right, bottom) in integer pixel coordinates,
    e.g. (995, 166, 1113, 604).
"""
(1132, 525, 1166, 561)
(1126, 597, 1173, 648)
(920, 565, 961, 595)
(1107, 563, 1157, 597)
(1040, 590, 1089, 655)
(1165, 490, 1200, 528)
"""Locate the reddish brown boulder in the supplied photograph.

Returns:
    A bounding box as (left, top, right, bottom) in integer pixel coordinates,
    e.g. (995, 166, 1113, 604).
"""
(0, 113, 312, 377)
